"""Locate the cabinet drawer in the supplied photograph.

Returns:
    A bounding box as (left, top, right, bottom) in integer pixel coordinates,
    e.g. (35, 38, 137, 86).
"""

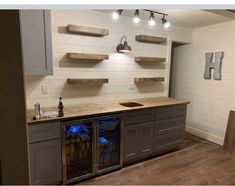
(28, 122, 61, 143)
(156, 104, 186, 120)
(155, 116, 186, 136)
(154, 131, 184, 153)
(123, 108, 155, 125)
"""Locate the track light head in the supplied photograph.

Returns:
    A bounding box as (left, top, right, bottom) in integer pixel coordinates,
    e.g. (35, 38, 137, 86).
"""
(111, 9, 123, 21)
(133, 9, 140, 24)
(148, 12, 156, 27)
(162, 15, 171, 29)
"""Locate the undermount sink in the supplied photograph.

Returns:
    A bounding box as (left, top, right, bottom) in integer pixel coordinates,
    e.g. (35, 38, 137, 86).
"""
(119, 102, 144, 107)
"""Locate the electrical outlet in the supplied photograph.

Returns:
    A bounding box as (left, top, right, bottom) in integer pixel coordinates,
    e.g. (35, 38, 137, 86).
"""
(42, 85, 48, 94)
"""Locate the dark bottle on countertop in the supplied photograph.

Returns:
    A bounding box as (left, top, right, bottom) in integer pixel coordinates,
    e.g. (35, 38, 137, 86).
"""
(58, 97, 64, 117)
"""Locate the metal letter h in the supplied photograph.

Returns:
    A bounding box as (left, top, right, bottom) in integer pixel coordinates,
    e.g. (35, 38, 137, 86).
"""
(204, 52, 224, 80)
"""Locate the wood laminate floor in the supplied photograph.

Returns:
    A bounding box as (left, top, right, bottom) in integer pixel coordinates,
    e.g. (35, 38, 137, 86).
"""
(79, 133, 235, 185)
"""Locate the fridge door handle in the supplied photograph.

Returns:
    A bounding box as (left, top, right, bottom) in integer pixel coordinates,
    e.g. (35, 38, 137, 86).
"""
(95, 122, 100, 172)
(92, 123, 97, 173)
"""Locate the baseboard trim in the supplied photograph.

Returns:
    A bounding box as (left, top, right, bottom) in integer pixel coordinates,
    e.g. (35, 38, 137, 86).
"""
(185, 125, 224, 145)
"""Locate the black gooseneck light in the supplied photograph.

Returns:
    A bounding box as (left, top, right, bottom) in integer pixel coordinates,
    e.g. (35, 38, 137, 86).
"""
(116, 35, 131, 53)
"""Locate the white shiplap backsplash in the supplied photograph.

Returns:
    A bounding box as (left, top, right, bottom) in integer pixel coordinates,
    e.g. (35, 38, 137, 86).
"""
(25, 10, 192, 109)
(171, 21, 235, 145)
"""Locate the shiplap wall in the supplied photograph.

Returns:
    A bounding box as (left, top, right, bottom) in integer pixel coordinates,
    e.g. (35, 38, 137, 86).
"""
(25, 10, 192, 109)
(172, 21, 235, 145)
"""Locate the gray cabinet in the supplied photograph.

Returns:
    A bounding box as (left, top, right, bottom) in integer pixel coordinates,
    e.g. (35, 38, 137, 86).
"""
(155, 116, 186, 136)
(123, 124, 139, 162)
(154, 104, 187, 154)
(28, 122, 61, 184)
(28, 122, 61, 143)
(20, 10, 53, 76)
(139, 122, 154, 157)
(123, 104, 187, 164)
(154, 131, 184, 153)
(29, 139, 61, 185)
(123, 108, 155, 126)
(123, 121, 154, 163)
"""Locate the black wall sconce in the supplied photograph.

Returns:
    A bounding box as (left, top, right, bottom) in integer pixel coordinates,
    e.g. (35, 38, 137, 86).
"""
(116, 35, 131, 53)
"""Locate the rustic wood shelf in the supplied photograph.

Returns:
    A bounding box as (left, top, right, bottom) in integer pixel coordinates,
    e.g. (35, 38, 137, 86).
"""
(135, 35, 167, 44)
(67, 78, 109, 85)
(134, 77, 165, 83)
(66, 24, 109, 36)
(67, 53, 109, 62)
(135, 57, 166, 63)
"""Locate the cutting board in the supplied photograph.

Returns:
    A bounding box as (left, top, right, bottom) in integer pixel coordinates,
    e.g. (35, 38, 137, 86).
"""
(223, 110, 235, 153)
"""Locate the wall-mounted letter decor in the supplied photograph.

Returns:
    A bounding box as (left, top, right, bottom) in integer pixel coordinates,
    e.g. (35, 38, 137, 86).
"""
(204, 52, 224, 80)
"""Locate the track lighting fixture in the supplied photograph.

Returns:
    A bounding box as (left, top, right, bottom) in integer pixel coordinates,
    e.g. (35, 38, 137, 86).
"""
(148, 12, 156, 27)
(111, 9, 123, 21)
(110, 9, 170, 30)
(162, 15, 171, 29)
(116, 35, 131, 53)
(133, 9, 140, 24)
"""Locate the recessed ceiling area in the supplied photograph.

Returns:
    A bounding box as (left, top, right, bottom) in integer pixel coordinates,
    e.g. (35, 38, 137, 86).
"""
(96, 9, 235, 29)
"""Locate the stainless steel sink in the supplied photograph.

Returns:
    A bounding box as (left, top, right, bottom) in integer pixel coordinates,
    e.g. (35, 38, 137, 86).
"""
(119, 102, 144, 107)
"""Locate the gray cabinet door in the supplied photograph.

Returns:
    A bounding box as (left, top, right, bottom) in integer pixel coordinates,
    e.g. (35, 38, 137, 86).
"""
(139, 121, 154, 157)
(123, 124, 139, 162)
(29, 139, 61, 184)
(123, 121, 154, 163)
(20, 10, 53, 75)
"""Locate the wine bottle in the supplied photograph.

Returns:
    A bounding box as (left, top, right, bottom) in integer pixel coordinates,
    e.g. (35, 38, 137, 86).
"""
(58, 97, 64, 117)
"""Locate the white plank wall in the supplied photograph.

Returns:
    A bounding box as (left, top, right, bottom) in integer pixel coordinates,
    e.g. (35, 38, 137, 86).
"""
(171, 21, 235, 145)
(25, 10, 192, 109)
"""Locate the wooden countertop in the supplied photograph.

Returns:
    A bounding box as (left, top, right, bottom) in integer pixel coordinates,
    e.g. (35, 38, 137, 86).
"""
(27, 97, 189, 125)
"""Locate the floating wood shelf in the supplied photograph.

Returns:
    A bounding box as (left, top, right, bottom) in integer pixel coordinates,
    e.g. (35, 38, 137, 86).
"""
(66, 24, 109, 36)
(135, 57, 166, 63)
(134, 77, 165, 83)
(67, 78, 109, 85)
(135, 35, 167, 44)
(67, 53, 109, 62)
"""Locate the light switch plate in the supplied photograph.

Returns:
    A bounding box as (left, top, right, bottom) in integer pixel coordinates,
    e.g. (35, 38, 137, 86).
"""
(42, 85, 48, 94)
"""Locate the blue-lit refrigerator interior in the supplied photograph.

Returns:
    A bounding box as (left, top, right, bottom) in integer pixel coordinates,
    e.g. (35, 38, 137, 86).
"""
(64, 121, 93, 182)
(62, 115, 122, 183)
(97, 117, 121, 171)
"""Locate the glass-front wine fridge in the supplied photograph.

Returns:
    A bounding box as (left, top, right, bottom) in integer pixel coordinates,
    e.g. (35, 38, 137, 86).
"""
(62, 115, 123, 184)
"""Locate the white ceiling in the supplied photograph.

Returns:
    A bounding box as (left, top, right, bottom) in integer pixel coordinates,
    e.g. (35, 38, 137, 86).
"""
(96, 9, 235, 29)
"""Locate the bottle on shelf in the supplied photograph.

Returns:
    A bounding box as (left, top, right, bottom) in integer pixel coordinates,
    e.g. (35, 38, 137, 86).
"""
(58, 97, 64, 117)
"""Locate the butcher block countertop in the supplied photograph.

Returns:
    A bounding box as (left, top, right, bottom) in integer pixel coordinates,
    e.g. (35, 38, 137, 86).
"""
(27, 97, 189, 125)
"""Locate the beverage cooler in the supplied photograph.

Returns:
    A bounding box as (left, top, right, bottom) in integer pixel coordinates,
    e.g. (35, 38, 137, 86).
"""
(61, 115, 123, 184)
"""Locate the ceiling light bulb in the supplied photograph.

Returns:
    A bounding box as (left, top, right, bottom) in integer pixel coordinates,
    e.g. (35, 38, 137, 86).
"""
(133, 9, 140, 24)
(164, 21, 171, 29)
(148, 19, 156, 26)
(111, 11, 119, 20)
(133, 17, 140, 24)
(148, 12, 156, 27)
(162, 15, 171, 29)
(111, 9, 123, 21)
